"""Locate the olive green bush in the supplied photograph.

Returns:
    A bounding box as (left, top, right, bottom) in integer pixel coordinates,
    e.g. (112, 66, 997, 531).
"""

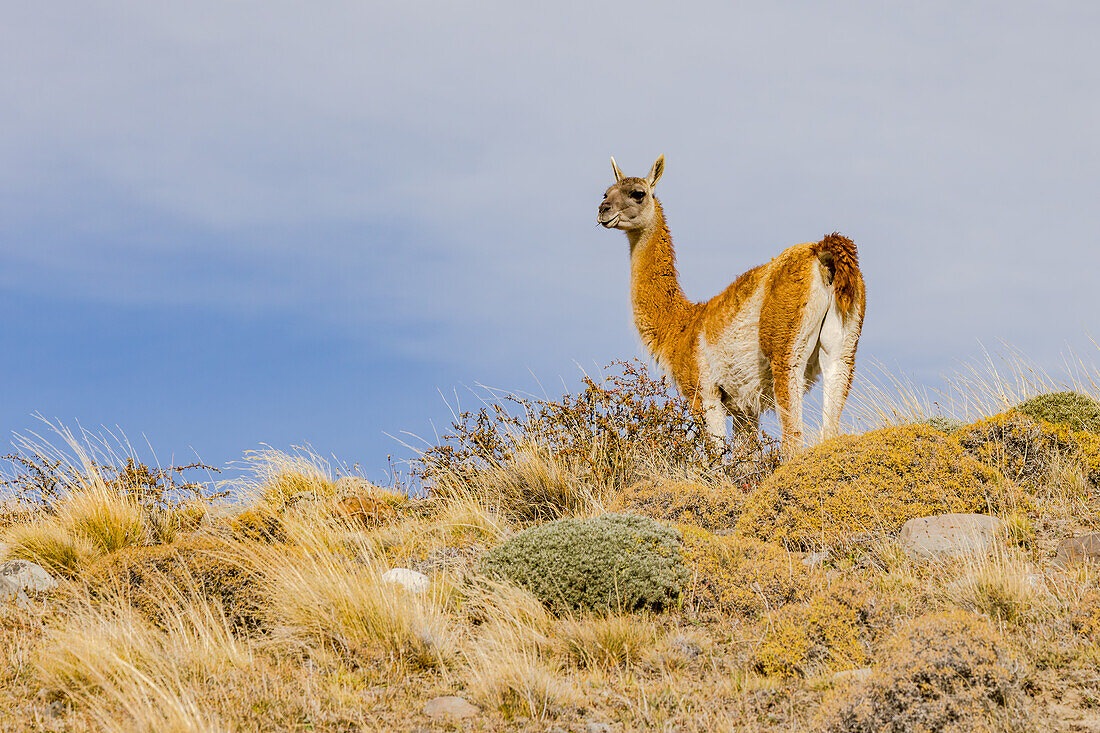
(1016, 391, 1100, 433)
(478, 513, 688, 614)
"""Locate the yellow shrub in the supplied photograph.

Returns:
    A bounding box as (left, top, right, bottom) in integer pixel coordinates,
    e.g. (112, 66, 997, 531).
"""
(956, 411, 1074, 488)
(737, 424, 998, 547)
(612, 478, 744, 532)
(229, 506, 287, 543)
(821, 611, 1031, 732)
(753, 581, 871, 677)
(1071, 592, 1100, 640)
(679, 525, 805, 617)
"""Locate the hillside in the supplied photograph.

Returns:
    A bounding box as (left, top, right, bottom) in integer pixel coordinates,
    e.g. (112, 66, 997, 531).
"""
(3, 361, 1100, 732)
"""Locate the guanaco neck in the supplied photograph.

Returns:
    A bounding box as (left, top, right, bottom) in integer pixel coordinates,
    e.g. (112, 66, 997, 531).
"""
(626, 199, 702, 378)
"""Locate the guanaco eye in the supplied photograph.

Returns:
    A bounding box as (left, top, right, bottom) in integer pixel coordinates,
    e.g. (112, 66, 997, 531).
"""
(630, 190, 646, 201)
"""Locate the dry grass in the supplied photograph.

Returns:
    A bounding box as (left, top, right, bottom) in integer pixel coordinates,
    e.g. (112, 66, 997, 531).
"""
(431, 441, 610, 522)
(57, 486, 147, 554)
(5, 353, 1100, 731)
(557, 613, 659, 669)
(238, 446, 338, 508)
(261, 545, 457, 669)
(2, 519, 101, 577)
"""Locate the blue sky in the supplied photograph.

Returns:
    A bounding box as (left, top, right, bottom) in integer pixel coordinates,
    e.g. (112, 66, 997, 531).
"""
(2, 2, 1098, 482)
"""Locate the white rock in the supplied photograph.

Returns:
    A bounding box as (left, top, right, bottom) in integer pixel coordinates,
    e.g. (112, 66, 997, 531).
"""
(381, 568, 430, 594)
(899, 514, 1002, 558)
(0, 576, 31, 609)
(0, 559, 58, 593)
(334, 476, 377, 495)
(802, 550, 830, 568)
(423, 695, 479, 719)
(832, 667, 873, 683)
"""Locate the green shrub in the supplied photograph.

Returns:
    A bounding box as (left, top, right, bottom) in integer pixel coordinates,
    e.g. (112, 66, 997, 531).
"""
(821, 611, 1032, 732)
(1016, 391, 1100, 433)
(479, 513, 688, 615)
(737, 424, 999, 548)
(919, 415, 966, 434)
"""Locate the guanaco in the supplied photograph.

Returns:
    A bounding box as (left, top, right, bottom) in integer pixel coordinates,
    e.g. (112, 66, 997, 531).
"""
(597, 155, 865, 456)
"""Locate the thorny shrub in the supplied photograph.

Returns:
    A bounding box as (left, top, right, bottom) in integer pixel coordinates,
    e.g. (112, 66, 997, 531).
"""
(1, 455, 224, 513)
(418, 360, 779, 501)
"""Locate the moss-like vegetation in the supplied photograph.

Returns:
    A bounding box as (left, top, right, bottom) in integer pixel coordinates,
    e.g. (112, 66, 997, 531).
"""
(679, 526, 805, 617)
(478, 513, 688, 615)
(919, 415, 966, 434)
(737, 424, 998, 548)
(822, 611, 1032, 732)
(753, 581, 872, 677)
(612, 479, 743, 532)
(1016, 391, 1100, 433)
(84, 536, 264, 630)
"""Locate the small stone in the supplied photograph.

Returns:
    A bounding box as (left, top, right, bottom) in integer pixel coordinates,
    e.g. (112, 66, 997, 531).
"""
(0, 577, 31, 609)
(665, 634, 702, 660)
(334, 476, 377, 495)
(899, 514, 1001, 558)
(0, 559, 58, 593)
(832, 667, 873, 683)
(1055, 534, 1100, 566)
(382, 568, 430, 594)
(423, 695, 479, 719)
(586, 724, 613, 733)
(802, 550, 830, 568)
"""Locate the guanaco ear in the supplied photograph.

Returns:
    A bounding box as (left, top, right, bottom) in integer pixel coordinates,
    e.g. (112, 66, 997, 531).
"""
(610, 156, 624, 182)
(646, 154, 665, 188)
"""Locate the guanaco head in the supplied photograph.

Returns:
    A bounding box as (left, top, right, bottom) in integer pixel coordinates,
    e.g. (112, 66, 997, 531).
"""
(597, 154, 664, 232)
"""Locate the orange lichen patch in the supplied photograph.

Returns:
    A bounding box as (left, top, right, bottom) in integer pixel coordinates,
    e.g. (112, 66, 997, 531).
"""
(335, 495, 399, 528)
(612, 479, 744, 532)
(737, 424, 998, 548)
(679, 525, 805, 618)
(752, 580, 871, 678)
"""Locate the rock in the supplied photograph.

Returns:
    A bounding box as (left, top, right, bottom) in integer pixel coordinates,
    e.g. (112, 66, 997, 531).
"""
(334, 476, 377, 495)
(586, 724, 614, 733)
(0, 576, 31, 609)
(0, 559, 58, 593)
(802, 550, 830, 568)
(899, 514, 1001, 558)
(1056, 533, 1100, 566)
(423, 695, 478, 719)
(287, 491, 319, 504)
(665, 634, 703, 660)
(382, 568, 430, 594)
(832, 667, 873, 683)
